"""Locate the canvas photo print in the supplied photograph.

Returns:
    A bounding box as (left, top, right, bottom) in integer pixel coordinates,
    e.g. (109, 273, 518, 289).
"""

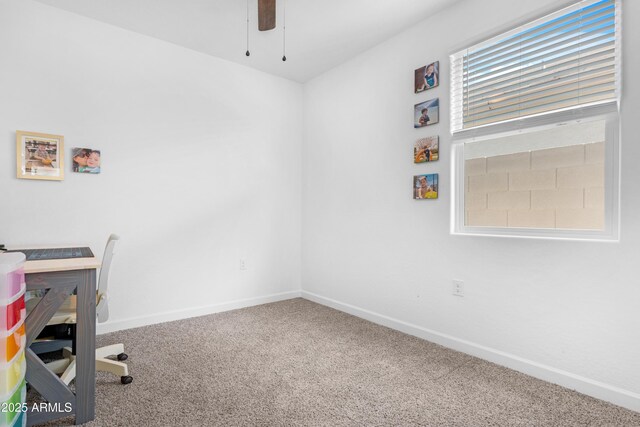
(414, 136, 439, 163)
(16, 131, 64, 180)
(414, 61, 439, 93)
(414, 98, 439, 128)
(72, 148, 101, 174)
(413, 174, 439, 200)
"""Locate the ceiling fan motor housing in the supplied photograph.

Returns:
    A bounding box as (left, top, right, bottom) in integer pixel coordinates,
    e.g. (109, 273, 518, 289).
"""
(258, 0, 276, 31)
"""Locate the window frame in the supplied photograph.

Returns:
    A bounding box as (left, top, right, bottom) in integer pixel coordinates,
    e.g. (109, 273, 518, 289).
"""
(451, 110, 620, 241)
(449, 0, 622, 242)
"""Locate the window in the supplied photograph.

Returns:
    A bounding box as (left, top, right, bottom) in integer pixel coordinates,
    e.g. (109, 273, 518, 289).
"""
(450, 0, 620, 241)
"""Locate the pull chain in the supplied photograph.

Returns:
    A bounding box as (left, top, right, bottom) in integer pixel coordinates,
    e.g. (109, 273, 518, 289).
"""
(245, 0, 250, 56)
(282, 0, 287, 61)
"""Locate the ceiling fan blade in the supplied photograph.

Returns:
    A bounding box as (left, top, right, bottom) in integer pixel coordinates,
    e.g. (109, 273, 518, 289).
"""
(258, 0, 276, 31)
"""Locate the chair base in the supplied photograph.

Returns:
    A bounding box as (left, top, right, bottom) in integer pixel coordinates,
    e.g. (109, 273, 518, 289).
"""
(45, 343, 130, 385)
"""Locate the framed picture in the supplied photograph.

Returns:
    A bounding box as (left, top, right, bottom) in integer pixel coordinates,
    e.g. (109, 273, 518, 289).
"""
(414, 136, 439, 163)
(414, 61, 439, 93)
(72, 148, 101, 174)
(16, 131, 64, 181)
(414, 98, 439, 128)
(413, 174, 439, 200)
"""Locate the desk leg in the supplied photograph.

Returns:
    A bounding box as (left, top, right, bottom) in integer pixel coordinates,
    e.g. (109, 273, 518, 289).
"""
(25, 278, 78, 427)
(75, 269, 96, 424)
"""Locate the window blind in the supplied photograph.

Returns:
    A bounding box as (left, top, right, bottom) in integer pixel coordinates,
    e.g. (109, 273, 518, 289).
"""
(450, 0, 620, 133)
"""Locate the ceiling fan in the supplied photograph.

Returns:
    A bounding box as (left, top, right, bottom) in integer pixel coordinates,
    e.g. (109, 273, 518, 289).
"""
(246, 0, 287, 61)
(258, 0, 276, 31)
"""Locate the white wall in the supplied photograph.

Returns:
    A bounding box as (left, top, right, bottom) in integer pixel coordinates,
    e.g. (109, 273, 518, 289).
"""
(302, 0, 640, 411)
(0, 0, 303, 331)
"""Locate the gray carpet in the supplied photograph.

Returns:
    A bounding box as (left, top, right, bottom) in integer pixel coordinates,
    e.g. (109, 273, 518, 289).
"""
(34, 298, 640, 426)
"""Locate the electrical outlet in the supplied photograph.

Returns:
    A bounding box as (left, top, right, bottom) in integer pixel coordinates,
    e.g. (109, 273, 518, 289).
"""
(452, 280, 464, 297)
(239, 258, 247, 270)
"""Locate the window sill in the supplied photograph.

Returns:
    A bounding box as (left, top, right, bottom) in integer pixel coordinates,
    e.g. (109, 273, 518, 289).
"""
(451, 227, 620, 243)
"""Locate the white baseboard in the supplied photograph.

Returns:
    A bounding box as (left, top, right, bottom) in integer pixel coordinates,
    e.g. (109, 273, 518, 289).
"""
(97, 290, 301, 335)
(301, 290, 640, 413)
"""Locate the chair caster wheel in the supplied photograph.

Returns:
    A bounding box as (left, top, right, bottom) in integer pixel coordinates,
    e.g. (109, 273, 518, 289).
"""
(117, 353, 128, 361)
(121, 376, 133, 384)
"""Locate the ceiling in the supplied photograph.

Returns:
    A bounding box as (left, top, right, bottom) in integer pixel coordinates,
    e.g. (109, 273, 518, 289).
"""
(34, 0, 460, 82)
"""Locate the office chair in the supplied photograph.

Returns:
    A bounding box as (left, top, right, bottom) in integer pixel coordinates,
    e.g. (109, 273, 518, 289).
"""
(37, 234, 133, 385)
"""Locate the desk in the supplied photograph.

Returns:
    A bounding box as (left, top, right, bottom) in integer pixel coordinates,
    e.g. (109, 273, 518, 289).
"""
(22, 252, 100, 426)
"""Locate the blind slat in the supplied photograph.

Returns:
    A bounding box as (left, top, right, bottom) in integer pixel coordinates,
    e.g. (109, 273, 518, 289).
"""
(464, 84, 615, 123)
(467, 2, 614, 66)
(467, 9, 614, 72)
(466, 95, 615, 128)
(465, 79, 616, 121)
(466, 0, 613, 60)
(465, 64, 615, 110)
(462, 46, 615, 99)
(466, 31, 614, 81)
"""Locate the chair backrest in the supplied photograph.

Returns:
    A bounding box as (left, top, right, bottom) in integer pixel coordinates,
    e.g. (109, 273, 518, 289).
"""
(97, 234, 119, 323)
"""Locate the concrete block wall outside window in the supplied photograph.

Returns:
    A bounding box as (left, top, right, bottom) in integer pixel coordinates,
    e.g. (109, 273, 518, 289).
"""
(465, 142, 605, 229)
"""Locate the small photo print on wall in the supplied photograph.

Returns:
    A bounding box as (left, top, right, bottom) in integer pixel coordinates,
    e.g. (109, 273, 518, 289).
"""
(414, 98, 439, 128)
(72, 148, 101, 174)
(414, 136, 439, 163)
(413, 174, 438, 200)
(414, 61, 439, 93)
